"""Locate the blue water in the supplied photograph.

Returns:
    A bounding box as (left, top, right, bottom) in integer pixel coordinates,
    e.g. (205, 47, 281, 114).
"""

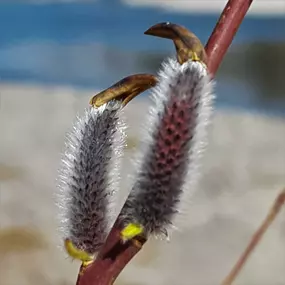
(1, 2, 284, 49)
(1, 1, 285, 115)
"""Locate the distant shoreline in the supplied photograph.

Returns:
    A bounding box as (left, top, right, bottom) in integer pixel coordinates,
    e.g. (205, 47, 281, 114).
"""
(1, 81, 285, 118)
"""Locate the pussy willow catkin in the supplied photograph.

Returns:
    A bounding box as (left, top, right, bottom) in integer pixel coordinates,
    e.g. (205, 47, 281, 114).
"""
(57, 101, 125, 255)
(119, 58, 215, 239)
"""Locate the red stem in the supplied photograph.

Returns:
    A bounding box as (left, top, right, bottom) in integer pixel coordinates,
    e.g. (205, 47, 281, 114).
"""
(205, 0, 253, 75)
(76, 224, 146, 285)
(76, 0, 253, 284)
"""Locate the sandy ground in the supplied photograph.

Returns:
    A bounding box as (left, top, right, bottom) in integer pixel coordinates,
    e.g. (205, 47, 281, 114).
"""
(0, 83, 285, 285)
(123, 0, 285, 15)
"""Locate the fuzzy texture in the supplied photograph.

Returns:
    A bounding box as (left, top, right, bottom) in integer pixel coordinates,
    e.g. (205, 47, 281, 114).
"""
(57, 101, 126, 255)
(119, 58, 215, 238)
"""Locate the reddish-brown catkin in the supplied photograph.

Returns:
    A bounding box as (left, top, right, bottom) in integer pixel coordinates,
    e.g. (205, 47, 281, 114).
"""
(119, 58, 214, 238)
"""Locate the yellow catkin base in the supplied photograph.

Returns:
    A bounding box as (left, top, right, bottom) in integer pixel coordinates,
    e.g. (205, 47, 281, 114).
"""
(64, 239, 94, 265)
(120, 223, 144, 242)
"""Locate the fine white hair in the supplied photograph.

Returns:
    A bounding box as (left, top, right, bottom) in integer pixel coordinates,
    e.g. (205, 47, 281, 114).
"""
(56, 101, 126, 254)
(119, 58, 215, 239)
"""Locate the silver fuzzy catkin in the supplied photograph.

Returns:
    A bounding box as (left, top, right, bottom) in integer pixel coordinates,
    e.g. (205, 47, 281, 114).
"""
(57, 100, 126, 255)
(119, 58, 214, 238)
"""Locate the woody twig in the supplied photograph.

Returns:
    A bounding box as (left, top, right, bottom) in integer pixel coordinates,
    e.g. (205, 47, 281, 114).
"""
(221, 188, 285, 285)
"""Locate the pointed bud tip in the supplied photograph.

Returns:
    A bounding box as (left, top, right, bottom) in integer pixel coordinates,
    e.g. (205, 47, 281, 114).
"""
(144, 22, 207, 65)
(90, 74, 158, 107)
(144, 22, 173, 36)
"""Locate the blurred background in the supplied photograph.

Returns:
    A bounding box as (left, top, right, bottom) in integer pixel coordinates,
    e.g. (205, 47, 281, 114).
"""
(0, 0, 284, 285)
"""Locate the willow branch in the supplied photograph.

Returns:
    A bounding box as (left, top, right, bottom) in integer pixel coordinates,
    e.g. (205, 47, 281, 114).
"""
(221, 188, 285, 285)
(205, 0, 253, 74)
(75, 0, 253, 284)
(76, 224, 146, 285)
